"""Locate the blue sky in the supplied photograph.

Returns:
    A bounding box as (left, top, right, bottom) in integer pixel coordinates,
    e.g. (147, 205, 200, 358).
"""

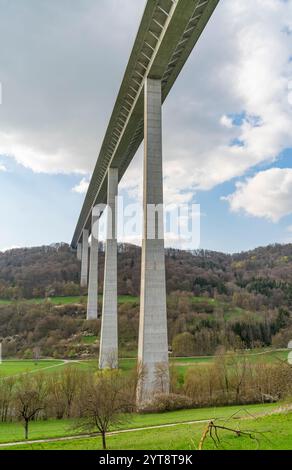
(0, 0, 292, 253)
(1, 150, 291, 253)
(198, 149, 292, 252)
(0, 156, 82, 249)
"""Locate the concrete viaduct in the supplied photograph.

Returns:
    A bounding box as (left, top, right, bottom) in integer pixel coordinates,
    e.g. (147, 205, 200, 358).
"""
(71, 0, 220, 404)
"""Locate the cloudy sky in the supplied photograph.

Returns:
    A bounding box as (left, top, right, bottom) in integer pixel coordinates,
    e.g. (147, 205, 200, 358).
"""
(0, 0, 292, 253)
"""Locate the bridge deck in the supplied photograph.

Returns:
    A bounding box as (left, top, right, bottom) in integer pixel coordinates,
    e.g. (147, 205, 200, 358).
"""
(71, 0, 220, 248)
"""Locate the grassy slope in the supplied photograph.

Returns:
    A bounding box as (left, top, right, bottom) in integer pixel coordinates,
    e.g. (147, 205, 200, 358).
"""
(1, 408, 291, 450)
(0, 295, 138, 306)
(0, 294, 245, 315)
(0, 403, 280, 445)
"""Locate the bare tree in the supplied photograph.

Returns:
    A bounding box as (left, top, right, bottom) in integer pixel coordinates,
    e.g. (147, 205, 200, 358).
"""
(226, 352, 249, 402)
(136, 361, 148, 406)
(154, 362, 169, 394)
(14, 373, 48, 440)
(59, 367, 82, 418)
(78, 371, 133, 450)
(33, 346, 41, 363)
(0, 376, 16, 422)
(99, 350, 118, 370)
(47, 374, 67, 420)
(199, 418, 270, 450)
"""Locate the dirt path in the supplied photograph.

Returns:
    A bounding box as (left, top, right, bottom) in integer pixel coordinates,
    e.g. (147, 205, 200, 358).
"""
(1, 360, 75, 380)
(1, 405, 291, 449)
(0, 419, 212, 448)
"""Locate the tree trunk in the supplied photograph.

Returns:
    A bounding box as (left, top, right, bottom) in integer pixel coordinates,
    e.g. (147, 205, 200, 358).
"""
(25, 420, 29, 440)
(102, 432, 107, 450)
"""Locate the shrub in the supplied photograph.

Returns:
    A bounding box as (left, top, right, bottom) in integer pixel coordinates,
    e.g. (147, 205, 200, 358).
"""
(23, 348, 33, 359)
(172, 332, 195, 356)
(139, 393, 193, 413)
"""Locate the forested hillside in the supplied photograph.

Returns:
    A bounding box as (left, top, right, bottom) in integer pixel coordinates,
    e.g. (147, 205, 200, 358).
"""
(0, 242, 291, 358)
(1, 242, 292, 303)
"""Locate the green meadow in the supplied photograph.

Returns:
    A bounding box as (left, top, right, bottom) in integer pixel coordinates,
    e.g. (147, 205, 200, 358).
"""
(0, 403, 282, 446)
(0, 295, 138, 306)
(0, 405, 291, 450)
(0, 348, 288, 378)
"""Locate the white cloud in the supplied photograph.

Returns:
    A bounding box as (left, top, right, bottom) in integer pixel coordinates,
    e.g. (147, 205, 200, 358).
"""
(0, 0, 292, 215)
(72, 177, 90, 194)
(0, 0, 145, 175)
(0, 162, 6, 172)
(287, 225, 292, 233)
(220, 114, 234, 129)
(120, 0, 292, 202)
(223, 168, 292, 222)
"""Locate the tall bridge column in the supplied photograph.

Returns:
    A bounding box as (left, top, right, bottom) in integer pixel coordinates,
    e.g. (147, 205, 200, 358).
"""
(99, 168, 118, 369)
(77, 242, 82, 261)
(80, 229, 89, 288)
(87, 208, 99, 320)
(137, 78, 169, 405)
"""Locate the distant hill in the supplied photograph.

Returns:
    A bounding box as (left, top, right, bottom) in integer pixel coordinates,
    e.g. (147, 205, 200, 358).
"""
(0, 242, 292, 307)
(0, 243, 291, 358)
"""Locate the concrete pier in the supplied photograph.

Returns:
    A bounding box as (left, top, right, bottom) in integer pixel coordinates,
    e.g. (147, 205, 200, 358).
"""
(77, 242, 82, 261)
(137, 78, 169, 404)
(87, 209, 99, 320)
(80, 229, 89, 288)
(99, 168, 118, 369)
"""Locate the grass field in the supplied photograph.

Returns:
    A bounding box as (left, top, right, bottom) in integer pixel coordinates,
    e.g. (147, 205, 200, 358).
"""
(0, 348, 288, 378)
(0, 404, 291, 450)
(0, 356, 290, 451)
(119, 349, 288, 374)
(1, 294, 289, 450)
(0, 295, 139, 306)
(0, 294, 244, 312)
(0, 403, 283, 446)
(0, 359, 99, 378)
(0, 360, 64, 376)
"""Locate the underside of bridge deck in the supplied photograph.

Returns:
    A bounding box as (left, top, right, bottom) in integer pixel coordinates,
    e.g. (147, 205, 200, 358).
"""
(71, 0, 220, 248)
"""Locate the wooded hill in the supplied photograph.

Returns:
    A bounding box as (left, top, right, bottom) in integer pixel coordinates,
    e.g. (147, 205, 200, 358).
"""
(1, 242, 292, 304)
(0, 242, 291, 358)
